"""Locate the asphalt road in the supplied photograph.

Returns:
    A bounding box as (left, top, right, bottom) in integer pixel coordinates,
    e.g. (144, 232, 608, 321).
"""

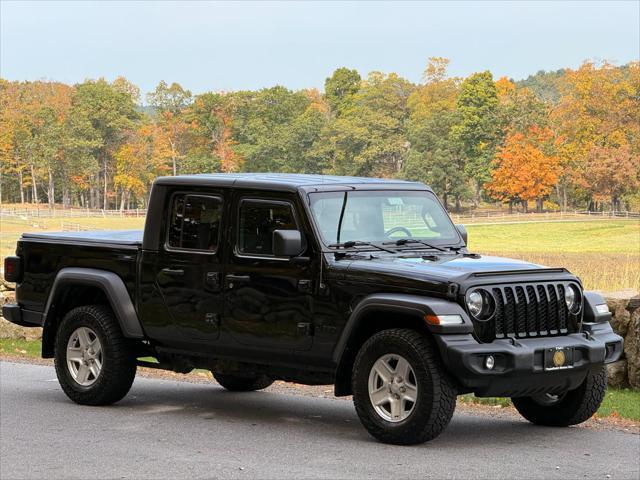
(1, 361, 638, 480)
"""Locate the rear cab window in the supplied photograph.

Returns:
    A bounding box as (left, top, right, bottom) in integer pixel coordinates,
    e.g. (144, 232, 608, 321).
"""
(167, 193, 223, 252)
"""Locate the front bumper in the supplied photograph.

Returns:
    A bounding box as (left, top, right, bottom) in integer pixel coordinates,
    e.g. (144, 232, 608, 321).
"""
(435, 321, 623, 397)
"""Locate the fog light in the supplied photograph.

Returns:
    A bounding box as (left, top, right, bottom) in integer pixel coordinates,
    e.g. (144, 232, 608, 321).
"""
(485, 355, 495, 370)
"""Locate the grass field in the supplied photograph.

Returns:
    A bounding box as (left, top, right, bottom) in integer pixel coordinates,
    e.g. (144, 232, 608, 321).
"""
(1, 337, 638, 421)
(459, 389, 640, 421)
(466, 220, 640, 291)
(1, 215, 638, 291)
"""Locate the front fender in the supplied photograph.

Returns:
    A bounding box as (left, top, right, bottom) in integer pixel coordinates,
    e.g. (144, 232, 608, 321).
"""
(332, 293, 473, 364)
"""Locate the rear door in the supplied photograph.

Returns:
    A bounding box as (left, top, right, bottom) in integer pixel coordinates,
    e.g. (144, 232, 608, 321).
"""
(153, 191, 225, 343)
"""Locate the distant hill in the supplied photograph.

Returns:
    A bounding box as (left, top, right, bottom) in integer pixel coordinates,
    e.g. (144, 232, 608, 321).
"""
(516, 69, 566, 104)
(136, 105, 157, 117)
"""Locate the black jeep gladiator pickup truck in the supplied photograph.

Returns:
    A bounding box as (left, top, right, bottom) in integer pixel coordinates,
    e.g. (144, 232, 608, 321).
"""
(3, 174, 623, 445)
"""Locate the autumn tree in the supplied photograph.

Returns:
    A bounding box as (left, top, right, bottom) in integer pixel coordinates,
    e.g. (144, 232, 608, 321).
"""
(552, 61, 640, 209)
(70, 79, 140, 209)
(581, 145, 639, 211)
(404, 58, 467, 211)
(185, 92, 242, 173)
(114, 123, 172, 209)
(147, 81, 193, 176)
(486, 127, 560, 212)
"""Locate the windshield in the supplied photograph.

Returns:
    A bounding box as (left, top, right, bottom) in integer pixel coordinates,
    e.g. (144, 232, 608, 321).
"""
(309, 190, 460, 247)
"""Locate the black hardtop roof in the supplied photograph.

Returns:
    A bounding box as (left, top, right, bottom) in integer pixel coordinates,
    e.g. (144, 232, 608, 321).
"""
(154, 173, 430, 192)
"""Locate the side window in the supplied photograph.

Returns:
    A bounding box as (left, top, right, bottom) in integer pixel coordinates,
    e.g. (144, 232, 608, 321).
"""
(167, 194, 222, 252)
(238, 200, 297, 256)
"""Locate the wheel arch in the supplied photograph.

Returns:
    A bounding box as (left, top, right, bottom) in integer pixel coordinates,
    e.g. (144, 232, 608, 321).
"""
(332, 293, 472, 396)
(41, 268, 144, 358)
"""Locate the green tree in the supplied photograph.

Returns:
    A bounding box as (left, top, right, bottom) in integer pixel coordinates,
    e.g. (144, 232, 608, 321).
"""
(324, 67, 361, 116)
(316, 72, 414, 177)
(70, 79, 140, 209)
(451, 71, 499, 205)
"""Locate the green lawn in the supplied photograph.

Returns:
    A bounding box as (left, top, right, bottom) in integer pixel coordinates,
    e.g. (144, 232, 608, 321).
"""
(460, 389, 640, 421)
(466, 220, 639, 254)
(2, 338, 638, 421)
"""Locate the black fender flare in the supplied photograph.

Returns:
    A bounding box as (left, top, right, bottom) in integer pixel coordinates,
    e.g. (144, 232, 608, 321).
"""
(43, 267, 144, 339)
(333, 293, 473, 365)
(332, 293, 475, 395)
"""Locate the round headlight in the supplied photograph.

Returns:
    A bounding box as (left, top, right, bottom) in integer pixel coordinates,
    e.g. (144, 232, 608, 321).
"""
(467, 291, 484, 317)
(565, 285, 579, 311)
(466, 289, 495, 320)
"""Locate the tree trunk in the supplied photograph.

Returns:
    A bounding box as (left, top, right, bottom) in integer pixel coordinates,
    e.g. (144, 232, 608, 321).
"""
(474, 181, 481, 207)
(63, 186, 70, 208)
(30, 164, 39, 204)
(47, 167, 55, 209)
(455, 195, 461, 214)
(442, 192, 449, 212)
(508, 200, 513, 214)
(19, 170, 25, 204)
(119, 189, 128, 211)
(103, 158, 108, 210)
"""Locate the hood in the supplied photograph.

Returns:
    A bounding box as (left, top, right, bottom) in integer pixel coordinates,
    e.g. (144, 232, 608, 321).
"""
(332, 253, 566, 293)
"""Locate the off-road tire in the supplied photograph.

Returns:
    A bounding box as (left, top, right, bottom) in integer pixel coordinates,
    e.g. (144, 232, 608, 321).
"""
(512, 366, 607, 426)
(213, 373, 273, 392)
(352, 329, 457, 445)
(54, 305, 137, 405)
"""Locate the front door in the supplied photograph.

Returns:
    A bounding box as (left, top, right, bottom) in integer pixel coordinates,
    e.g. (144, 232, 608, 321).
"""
(154, 192, 225, 343)
(223, 194, 314, 351)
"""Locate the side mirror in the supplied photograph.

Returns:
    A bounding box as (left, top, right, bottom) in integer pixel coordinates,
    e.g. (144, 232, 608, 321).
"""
(273, 230, 304, 257)
(456, 224, 468, 245)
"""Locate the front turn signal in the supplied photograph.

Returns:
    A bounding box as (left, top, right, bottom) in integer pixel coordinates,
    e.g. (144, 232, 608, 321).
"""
(424, 314, 463, 325)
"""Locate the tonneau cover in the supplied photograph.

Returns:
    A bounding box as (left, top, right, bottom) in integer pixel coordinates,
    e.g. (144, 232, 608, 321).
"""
(21, 230, 143, 246)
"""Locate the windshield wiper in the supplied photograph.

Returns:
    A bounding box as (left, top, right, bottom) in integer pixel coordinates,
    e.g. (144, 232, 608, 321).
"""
(330, 240, 397, 254)
(383, 238, 449, 252)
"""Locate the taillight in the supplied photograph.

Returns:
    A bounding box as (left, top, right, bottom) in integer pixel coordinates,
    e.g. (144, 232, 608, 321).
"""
(4, 256, 22, 283)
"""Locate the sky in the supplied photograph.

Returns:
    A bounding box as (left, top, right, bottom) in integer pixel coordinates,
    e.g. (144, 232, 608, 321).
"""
(1, 1, 638, 97)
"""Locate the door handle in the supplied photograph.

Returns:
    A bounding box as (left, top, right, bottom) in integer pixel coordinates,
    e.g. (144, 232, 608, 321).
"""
(225, 274, 250, 289)
(225, 274, 250, 282)
(161, 267, 184, 276)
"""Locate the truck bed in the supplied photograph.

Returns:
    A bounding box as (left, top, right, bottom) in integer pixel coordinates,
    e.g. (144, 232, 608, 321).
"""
(16, 230, 143, 313)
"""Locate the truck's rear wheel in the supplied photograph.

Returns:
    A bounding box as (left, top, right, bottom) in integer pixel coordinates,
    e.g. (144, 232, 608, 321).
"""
(351, 329, 456, 445)
(54, 305, 137, 405)
(213, 373, 273, 392)
(512, 366, 607, 426)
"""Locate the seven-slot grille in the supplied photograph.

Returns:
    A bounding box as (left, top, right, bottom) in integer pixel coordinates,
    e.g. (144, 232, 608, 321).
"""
(489, 283, 574, 339)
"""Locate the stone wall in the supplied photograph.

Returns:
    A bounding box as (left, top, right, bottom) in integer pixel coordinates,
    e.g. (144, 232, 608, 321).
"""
(1, 277, 639, 389)
(604, 290, 640, 389)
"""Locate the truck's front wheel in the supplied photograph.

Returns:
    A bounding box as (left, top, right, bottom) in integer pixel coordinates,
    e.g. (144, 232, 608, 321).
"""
(512, 366, 607, 426)
(351, 329, 457, 445)
(54, 305, 137, 406)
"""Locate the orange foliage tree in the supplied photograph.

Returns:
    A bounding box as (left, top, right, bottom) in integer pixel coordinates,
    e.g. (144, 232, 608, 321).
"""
(485, 127, 560, 212)
(114, 124, 172, 209)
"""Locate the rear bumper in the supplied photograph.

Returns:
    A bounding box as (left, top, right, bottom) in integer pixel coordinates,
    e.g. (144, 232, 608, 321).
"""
(435, 321, 623, 397)
(2, 303, 43, 327)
